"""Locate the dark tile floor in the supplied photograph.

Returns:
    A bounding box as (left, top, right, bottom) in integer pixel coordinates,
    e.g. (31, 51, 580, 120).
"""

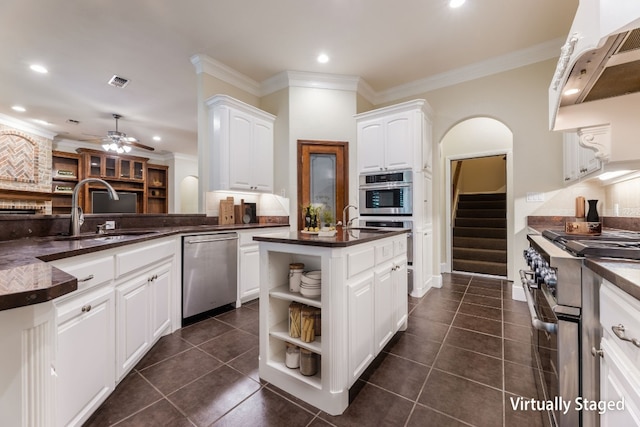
(85, 273, 547, 427)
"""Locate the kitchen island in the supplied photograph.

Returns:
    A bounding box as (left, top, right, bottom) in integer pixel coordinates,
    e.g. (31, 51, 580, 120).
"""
(255, 228, 409, 415)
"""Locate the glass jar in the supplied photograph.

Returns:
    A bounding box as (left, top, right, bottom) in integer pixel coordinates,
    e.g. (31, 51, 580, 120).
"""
(285, 342, 300, 369)
(300, 306, 316, 343)
(288, 302, 302, 338)
(289, 263, 304, 292)
(300, 348, 318, 376)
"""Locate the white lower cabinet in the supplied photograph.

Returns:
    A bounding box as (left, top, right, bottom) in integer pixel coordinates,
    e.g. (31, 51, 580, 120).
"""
(347, 274, 375, 385)
(116, 274, 150, 379)
(259, 233, 408, 415)
(116, 261, 173, 380)
(55, 284, 114, 427)
(238, 227, 289, 304)
(374, 264, 394, 352)
(46, 236, 177, 426)
(599, 280, 640, 426)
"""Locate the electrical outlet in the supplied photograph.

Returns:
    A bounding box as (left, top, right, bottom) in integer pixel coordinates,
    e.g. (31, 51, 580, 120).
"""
(105, 220, 116, 230)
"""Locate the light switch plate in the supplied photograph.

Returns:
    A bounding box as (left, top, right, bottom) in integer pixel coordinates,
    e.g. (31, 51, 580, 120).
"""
(526, 192, 545, 202)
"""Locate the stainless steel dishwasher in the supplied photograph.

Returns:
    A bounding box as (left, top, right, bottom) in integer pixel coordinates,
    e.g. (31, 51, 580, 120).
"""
(182, 232, 238, 320)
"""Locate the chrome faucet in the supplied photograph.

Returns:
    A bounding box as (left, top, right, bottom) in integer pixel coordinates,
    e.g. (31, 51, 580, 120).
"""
(342, 204, 358, 229)
(70, 178, 119, 236)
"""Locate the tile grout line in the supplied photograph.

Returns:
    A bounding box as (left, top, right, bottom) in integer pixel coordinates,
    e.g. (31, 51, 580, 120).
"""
(404, 275, 471, 427)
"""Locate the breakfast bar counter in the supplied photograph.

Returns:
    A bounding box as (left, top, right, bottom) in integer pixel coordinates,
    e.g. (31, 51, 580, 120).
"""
(256, 228, 409, 415)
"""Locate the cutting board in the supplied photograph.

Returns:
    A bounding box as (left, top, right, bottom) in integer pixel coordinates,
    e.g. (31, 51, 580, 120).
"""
(234, 199, 245, 224)
(219, 197, 235, 224)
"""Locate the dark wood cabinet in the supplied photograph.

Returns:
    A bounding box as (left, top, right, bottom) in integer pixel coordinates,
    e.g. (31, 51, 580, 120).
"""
(51, 148, 170, 214)
(145, 164, 168, 214)
(51, 151, 81, 215)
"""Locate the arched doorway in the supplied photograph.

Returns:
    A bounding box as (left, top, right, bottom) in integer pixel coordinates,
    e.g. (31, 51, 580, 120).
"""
(441, 117, 514, 279)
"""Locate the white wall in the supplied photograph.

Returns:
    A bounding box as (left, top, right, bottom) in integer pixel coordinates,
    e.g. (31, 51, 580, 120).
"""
(167, 153, 198, 213)
(392, 59, 564, 282)
(288, 87, 358, 230)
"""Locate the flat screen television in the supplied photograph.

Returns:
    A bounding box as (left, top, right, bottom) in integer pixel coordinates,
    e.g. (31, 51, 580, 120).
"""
(92, 191, 137, 213)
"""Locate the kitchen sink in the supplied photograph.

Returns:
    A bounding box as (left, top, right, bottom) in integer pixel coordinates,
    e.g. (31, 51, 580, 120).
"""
(52, 230, 160, 241)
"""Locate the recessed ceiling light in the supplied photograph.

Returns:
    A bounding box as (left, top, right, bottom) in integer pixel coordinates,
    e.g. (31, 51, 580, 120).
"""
(33, 119, 51, 126)
(317, 53, 329, 64)
(564, 88, 580, 96)
(449, 0, 466, 8)
(30, 64, 48, 74)
(153, 136, 161, 141)
(11, 106, 26, 112)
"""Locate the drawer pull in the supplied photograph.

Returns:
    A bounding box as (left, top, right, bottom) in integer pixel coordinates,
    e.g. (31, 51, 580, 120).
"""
(78, 274, 94, 282)
(612, 324, 640, 348)
(81, 305, 92, 313)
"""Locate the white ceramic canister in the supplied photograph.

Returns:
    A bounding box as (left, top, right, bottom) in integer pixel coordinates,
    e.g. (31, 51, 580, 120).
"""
(289, 263, 304, 292)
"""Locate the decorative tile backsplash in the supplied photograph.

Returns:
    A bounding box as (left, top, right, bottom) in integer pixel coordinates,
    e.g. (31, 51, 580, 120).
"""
(0, 125, 52, 214)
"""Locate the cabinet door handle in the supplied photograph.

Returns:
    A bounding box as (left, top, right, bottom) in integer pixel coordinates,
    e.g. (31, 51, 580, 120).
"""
(81, 304, 92, 313)
(611, 324, 640, 348)
(78, 274, 94, 282)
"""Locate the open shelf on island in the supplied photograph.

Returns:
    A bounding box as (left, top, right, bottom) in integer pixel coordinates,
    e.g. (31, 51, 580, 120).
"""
(269, 285, 322, 308)
(270, 320, 322, 354)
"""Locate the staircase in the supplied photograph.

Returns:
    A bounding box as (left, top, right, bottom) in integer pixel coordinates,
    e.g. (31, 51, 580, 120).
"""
(452, 193, 507, 276)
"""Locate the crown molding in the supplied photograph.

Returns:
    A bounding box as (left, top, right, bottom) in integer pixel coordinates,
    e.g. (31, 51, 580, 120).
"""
(191, 54, 261, 97)
(260, 70, 365, 96)
(193, 37, 564, 107)
(0, 113, 57, 140)
(375, 37, 565, 104)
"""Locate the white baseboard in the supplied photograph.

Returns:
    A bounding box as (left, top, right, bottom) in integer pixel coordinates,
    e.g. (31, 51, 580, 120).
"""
(510, 282, 525, 301)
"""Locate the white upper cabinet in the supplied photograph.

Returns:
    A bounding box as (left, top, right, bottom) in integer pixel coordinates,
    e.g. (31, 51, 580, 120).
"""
(207, 95, 276, 192)
(563, 132, 601, 184)
(356, 99, 432, 174)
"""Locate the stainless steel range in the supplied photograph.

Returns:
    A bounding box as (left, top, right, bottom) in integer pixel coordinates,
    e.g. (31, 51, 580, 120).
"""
(523, 229, 640, 427)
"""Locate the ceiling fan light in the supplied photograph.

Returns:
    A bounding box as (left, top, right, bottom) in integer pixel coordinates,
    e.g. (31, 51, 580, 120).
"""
(123, 145, 132, 153)
(102, 143, 111, 151)
(110, 143, 119, 151)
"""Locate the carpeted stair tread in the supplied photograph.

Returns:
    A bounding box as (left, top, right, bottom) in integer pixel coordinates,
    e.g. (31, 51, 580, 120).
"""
(453, 227, 507, 239)
(453, 259, 507, 276)
(453, 236, 507, 250)
(453, 192, 507, 277)
(455, 218, 506, 228)
(453, 247, 507, 263)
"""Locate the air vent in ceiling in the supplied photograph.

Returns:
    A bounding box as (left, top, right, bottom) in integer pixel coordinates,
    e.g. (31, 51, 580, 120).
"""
(66, 119, 80, 125)
(108, 75, 130, 88)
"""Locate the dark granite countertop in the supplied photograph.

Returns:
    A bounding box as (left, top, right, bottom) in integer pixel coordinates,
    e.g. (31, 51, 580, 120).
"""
(0, 223, 288, 312)
(253, 227, 409, 247)
(585, 258, 640, 302)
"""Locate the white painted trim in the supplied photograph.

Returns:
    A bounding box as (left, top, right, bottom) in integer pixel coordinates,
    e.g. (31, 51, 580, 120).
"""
(192, 38, 564, 106)
(260, 70, 363, 96)
(445, 149, 514, 280)
(190, 54, 262, 97)
(511, 282, 525, 301)
(0, 113, 57, 139)
(375, 37, 565, 104)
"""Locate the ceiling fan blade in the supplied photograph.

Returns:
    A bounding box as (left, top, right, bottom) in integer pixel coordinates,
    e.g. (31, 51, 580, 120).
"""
(123, 140, 155, 151)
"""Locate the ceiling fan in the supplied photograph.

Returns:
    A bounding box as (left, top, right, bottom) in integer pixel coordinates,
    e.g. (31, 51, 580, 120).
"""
(99, 114, 155, 153)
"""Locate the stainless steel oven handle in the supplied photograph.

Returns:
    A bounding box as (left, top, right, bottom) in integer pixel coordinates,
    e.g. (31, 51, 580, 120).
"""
(520, 269, 558, 334)
(611, 324, 640, 348)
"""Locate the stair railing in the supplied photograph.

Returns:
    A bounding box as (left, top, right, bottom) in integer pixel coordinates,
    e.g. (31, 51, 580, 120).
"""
(452, 161, 463, 221)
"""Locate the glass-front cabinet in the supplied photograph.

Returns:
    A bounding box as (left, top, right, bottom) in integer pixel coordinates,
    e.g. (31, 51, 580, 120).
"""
(83, 151, 144, 181)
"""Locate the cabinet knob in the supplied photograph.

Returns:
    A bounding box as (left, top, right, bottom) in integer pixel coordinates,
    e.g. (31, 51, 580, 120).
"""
(591, 347, 604, 358)
(81, 304, 92, 313)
